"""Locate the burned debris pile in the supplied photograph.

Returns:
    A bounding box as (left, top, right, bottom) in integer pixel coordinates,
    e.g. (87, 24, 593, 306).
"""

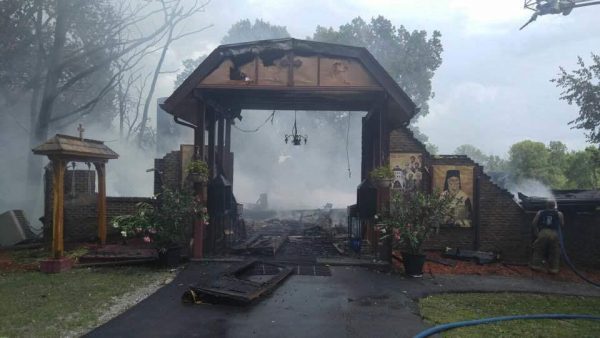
(183, 259, 292, 305)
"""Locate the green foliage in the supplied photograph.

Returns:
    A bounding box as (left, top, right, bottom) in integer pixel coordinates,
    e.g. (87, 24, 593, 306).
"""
(420, 292, 600, 337)
(425, 142, 439, 155)
(312, 16, 443, 121)
(174, 55, 206, 88)
(382, 190, 454, 254)
(564, 146, 600, 189)
(185, 159, 209, 179)
(221, 18, 290, 45)
(552, 53, 600, 144)
(454, 141, 599, 189)
(112, 188, 204, 250)
(454, 144, 508, 172)
(509, 140, 555, 185)
(454, 144, 488, 165)
(369, 165, 394, 180)
(507, 140, 573, 187)
(486, 154, 508, 172)
(153, 188, 202, 250)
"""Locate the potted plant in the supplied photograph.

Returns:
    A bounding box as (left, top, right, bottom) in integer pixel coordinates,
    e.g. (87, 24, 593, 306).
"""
(381, 189, 454, 277)
(152, 188, 202, 266)
(369, 165, 394, 188)
(112, 188, 203, 267)
(186, 159, 209, 183)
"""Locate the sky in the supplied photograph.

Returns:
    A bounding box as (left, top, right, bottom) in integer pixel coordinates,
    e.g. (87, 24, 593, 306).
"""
(130, 0, 600, 208)
(154, 0, 600, 157)
(5, 1, 599, 221)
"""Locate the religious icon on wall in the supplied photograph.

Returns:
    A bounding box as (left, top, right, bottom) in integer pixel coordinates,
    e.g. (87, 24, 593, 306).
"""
(389, 153, 423, 192)
(432, 165, 474, 227)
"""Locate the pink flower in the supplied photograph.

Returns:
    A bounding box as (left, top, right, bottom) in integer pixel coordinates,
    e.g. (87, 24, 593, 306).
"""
(143, 236, 151, 243)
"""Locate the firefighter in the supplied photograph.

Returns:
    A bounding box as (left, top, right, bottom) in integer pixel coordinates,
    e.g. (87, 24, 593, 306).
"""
(530, 200, 565, 274)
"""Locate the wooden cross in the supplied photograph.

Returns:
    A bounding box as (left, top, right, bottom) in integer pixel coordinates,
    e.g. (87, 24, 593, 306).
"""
(77, 124, 85, 140)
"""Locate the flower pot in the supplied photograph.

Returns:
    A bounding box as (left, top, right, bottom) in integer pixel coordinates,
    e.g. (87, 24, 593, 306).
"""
(373, 178, 393, 189)
(377, 234, 393, 262)
(189, 173, 207, 184)
(158, 246, 181, 267)
(401, 252, 426, 277)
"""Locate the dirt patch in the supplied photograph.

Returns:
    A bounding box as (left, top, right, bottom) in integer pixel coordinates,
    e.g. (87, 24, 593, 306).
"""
(393, 251, 600, 284)
(0, 250, 40, 272)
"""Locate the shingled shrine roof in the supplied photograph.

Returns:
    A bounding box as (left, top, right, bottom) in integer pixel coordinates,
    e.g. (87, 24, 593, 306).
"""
(32, 134, 119, 161)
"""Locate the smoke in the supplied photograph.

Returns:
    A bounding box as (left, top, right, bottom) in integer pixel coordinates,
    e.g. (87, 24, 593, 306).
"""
(231, 110, 365, 210)
(506, 178, 554, 200)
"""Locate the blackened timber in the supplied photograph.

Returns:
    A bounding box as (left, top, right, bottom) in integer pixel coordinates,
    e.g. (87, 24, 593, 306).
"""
(217, 115, 225, 176)
(194, 101, 206, 161)
(225, 118, 233, 184)
(207, 107, 216, 179)
(184, 260, 293, 304)
(164, 38, 416, 124)
(194, 87, 384, 112)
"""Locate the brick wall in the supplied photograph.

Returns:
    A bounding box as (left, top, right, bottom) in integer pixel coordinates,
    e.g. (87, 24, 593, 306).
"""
(43, 168, 152, 242)
(387, 128, 529, 263)
(426, 156, 529, 263)
(155, 150, 181, 195)
(526, 211, 600, 268)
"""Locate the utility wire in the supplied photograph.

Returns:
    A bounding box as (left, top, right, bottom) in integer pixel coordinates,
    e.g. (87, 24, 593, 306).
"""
(232, 110, 275, 133)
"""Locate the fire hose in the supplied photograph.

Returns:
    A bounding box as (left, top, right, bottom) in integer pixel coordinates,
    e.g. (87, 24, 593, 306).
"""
(414, 224, 600, 337)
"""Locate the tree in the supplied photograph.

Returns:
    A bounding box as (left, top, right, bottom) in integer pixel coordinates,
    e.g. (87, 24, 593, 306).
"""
(453, 144, 508, 172)
(486, 155, 508, 172)
(552, 53, 600, 144)
(312, 16, 443, 124)
(564, 146, 600, 189)
(174, 19, 289, 88)
(221, 18, 289, 45)
(175, 56, 206, 88)
(454, 144, 488, 166)
(508, 140, 567, 187)
(136, 0, 211, 147)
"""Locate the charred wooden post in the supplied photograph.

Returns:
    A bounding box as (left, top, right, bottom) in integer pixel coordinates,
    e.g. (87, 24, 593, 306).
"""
(217, 113, 225, 176)
(194, 102, 206, 162)
(207, 107, 216, 179)
(94, 162, 107, 245)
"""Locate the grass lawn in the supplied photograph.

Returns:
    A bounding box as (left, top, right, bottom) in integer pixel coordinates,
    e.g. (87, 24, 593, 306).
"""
(0, 265, 172, 337)
(419, 292, 600, 337)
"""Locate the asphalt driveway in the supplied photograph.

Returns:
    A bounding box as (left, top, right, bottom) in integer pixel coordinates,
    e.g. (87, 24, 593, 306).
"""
(86, 262, 600, 338)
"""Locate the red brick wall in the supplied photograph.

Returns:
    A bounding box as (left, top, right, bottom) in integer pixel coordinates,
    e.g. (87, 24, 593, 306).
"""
(43, 168, 152, 242)
(526, 211, 600, 268)
(388, 128, 529, 263)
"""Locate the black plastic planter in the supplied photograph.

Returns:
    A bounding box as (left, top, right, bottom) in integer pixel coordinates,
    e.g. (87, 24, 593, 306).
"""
(401, 252, 426, 277)
(158, 246, 181, 267)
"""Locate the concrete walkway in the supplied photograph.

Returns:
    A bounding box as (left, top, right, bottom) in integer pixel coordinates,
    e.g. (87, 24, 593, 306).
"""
(86, 262, 600, 338)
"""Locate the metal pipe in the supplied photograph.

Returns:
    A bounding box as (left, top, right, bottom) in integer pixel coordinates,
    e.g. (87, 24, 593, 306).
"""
(173, 116, 197, 129)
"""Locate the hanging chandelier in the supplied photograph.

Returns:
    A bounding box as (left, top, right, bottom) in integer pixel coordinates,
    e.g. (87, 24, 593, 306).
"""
(284, 111, 307, 146)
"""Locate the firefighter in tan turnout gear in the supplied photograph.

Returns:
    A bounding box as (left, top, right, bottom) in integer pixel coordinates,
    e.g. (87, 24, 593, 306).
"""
(530, 200, 565, 274)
